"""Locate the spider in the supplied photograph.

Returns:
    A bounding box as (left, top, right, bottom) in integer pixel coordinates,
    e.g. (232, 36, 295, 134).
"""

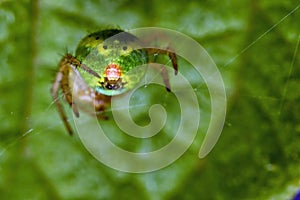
(51, 29, 178, 135)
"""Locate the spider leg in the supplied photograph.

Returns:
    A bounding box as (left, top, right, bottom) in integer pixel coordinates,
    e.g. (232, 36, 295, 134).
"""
(160, 66, 171, 92)
(146, 48, 178, 91)
(93, 91, 111, 119)
(165, 48, 178, 75)
(51, 69, 74, 135)
(60, 54, 81, 118)
(51, 54, 81, 135)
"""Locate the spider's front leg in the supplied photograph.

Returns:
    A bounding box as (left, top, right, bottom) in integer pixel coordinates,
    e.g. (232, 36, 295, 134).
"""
(146, 48, 178, 92)
(51, 54, 112, 135)
(51, 54, 81, 135)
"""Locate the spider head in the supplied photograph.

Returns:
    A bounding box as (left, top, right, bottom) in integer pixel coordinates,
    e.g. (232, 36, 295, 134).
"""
(99, 63, 125, 90)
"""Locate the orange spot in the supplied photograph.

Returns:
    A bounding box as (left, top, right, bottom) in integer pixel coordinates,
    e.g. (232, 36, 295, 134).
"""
(105, 64, 121, 81)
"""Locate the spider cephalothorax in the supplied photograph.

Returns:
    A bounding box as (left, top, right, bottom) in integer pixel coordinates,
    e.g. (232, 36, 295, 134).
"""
(51, 29, 178, 135)
(99, 63, 125, 90)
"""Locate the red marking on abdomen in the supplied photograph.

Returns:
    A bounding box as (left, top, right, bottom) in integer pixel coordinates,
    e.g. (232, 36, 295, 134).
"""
(105, 63, 121, 81)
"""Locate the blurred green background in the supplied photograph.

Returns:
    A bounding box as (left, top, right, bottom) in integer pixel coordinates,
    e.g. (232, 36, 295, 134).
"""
(1, 0, 300, 199)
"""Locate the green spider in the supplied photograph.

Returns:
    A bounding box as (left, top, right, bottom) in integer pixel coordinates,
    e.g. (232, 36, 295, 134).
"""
(51, 29, 178, 135)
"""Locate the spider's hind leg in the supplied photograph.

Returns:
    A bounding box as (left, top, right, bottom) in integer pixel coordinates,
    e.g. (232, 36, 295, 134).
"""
(151, 64, 172, 92)
(146, 48, 178, 92)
